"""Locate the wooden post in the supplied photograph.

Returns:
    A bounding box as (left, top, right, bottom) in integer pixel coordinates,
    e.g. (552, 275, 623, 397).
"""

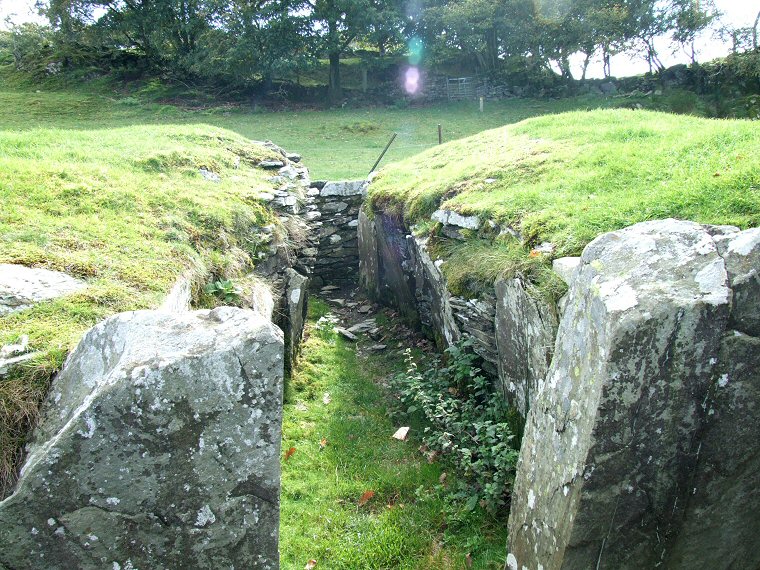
(362, 68, 368, 93)
(438, 124, 442, 145)
(369, 133, 398, 175)
(479, 96, 484, 112)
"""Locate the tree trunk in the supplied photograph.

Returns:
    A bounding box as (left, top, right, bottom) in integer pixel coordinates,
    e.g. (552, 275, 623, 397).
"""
(581, 53, 591, 81)
(754, 9, 759, 49)
(328, 50, 342, 105)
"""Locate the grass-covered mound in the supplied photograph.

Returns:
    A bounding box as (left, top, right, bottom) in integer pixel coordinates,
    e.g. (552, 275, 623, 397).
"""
(0, 122, 283, 494)
(369, 109, 760, 296)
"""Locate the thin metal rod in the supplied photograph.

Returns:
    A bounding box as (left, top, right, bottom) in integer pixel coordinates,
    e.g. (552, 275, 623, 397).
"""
(369, 133, 397, 175)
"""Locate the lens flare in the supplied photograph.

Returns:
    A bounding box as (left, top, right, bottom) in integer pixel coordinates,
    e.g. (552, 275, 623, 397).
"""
(405, 66, 420, 94)
(408, 37, 424, 66)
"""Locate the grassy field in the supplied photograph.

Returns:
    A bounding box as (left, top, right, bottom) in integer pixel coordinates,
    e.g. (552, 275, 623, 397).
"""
(280, 299, 507, 569)
(0, 69, 642, 181)
(369, 109, 760, 297)
(0, 117, 287, 492)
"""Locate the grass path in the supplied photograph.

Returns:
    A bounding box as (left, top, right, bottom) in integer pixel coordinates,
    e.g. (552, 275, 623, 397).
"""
(280, 297, 507, 569)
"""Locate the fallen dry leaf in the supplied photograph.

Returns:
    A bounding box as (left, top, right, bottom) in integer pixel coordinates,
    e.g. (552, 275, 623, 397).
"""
(358, 490, 375, 507)
(465, 552, 473, 567)
(322, 392, 332, 405)
(427, 450, 439, 464)
(439, 472, 448, 485)
(392, 426, 410, 441)
(319, 437, 328, 450)
(305, 559, 317, 570)
(284, 447, 296, 461)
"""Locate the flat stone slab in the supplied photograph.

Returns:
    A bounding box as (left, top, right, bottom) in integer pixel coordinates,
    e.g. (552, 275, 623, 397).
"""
(431, 209, 481, 230)
(320, 180, 367, 197)
(0, 264, 86, 315)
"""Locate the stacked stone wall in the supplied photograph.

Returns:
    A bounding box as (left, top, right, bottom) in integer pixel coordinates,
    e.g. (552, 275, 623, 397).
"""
(308, 180, 366, 289)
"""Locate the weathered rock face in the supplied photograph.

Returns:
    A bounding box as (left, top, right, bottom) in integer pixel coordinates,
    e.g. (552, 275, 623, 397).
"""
(0, 308, 284, 570)
(407, 236, 459, 346)
(664, 227, 760, 569)
(494, 278, 557, 417)
(507, 219, 760, 570)
(0, 264, 86, 316)
(369, 212, 419, 324)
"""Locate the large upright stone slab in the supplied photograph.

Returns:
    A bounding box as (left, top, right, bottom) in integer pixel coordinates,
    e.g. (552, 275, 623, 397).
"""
(508, 219, 735, 570)
(0, 308, 284, 570)
(358, 210, 379, 299)
(283, 268, 309, 372)
(373, 213, 419, 325)
(665, 227, 760, 569)
(494, 277, 557, 419)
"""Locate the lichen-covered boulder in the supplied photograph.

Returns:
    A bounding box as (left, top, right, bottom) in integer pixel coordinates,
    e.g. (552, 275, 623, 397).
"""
(507, 219, 746, 570)
(0, 307, 284, 570)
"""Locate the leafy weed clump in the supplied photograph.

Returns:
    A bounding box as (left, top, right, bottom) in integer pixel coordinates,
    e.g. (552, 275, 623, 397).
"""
(390, 339, 520, 516)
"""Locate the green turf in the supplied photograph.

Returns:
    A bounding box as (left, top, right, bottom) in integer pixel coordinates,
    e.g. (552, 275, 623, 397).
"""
(280, 299, 507, 569)
(369, 109, 760, 296)
(0, 116, 284, 493)
(0, 68, 637, 181)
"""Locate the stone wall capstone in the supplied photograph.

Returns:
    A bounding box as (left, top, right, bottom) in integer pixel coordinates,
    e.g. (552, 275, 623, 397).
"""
(0, 308, 284, 569)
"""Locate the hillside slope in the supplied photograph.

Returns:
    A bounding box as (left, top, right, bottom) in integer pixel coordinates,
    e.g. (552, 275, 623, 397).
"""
(369, 109, 760, 294)
(0, 122, 286, 491)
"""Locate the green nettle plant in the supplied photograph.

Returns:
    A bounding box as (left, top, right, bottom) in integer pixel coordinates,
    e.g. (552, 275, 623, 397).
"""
(391, 339, 520, 515)
(204, 279, 240, 304)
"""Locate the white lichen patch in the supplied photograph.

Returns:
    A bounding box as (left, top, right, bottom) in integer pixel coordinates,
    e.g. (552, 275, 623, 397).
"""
(694, 259, 729, 305)
(718, 374, 729, 388)
(195, 504, 216, 527)
(727, 228, 760, 256)
(599, 280, 638, 312)
(106, 497, 120, 506)
(77, 416, 97, 439)
(528, 489, 536, 509)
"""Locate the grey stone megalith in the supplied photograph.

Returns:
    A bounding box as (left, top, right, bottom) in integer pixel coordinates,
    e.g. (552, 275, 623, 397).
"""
(0, 307, 284, 570)
(507, 220, 760, 570)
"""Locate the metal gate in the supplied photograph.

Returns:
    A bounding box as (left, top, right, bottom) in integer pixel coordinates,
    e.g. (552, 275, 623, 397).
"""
(446, 77, 476, 100)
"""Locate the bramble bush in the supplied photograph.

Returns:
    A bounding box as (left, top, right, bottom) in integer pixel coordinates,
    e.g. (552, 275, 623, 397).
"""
(390, 339, 520, 515)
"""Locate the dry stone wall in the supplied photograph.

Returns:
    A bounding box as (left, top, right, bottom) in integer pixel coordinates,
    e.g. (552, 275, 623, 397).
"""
(308, 180, 367, 289)
(358, 209, 552, 400)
